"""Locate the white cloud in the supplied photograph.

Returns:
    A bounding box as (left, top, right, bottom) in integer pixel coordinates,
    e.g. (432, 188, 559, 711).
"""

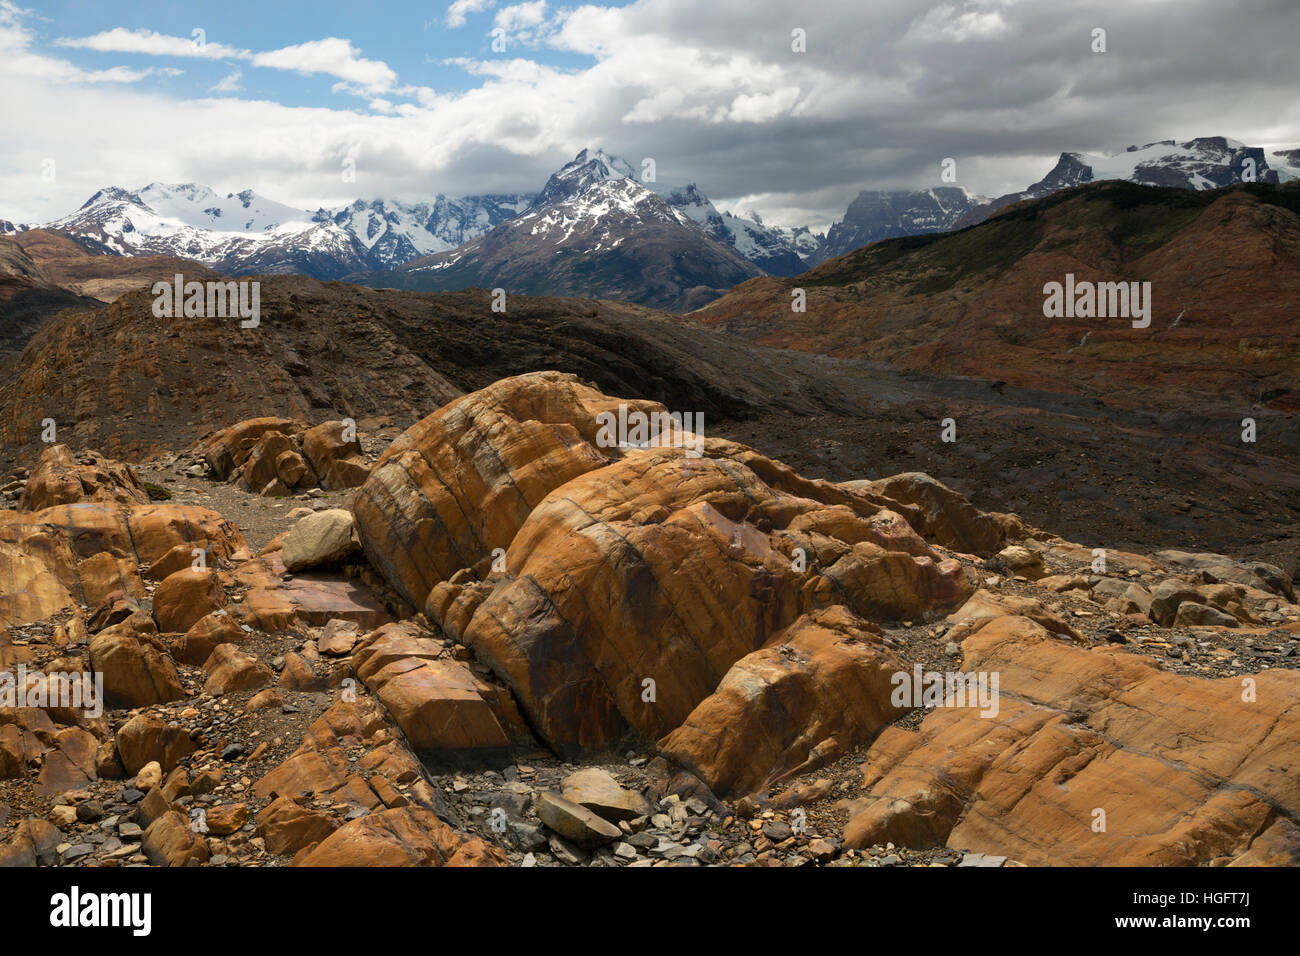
(495, 1, 547, 31)
(446, 0, 495, 29)
(491, 1, 554, 47)
(52, 26, 398, 97)
(251, 38, 397, 93)
(905, 3, 1011, 43)
(0, 5, 183, 86)
(2, 0, 1299, 234)
(210, 69, 242, 93)
(55, 27, 251, 60)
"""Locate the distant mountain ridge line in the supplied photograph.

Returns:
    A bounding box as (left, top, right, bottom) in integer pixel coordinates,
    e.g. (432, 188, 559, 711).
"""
(5, 137, 1296, 301)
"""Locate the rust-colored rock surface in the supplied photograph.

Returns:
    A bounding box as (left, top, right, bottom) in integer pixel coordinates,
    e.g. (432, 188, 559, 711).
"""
(153, 567, 227, 634)
(659, 606, 908, 797)
(457, 444, 969, 756)
(0, 502, 245, 628)
(196, 417, 372, 496)
(293, 806, 507, 867)
(351, 370, 655, 609)
(19, 445, 150, 512)
(842, 614, 1300, 865)
(355, 374, 971, 757)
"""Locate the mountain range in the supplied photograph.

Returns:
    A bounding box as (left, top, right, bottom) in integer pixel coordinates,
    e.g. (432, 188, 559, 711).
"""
(3, 137, 1297, 310)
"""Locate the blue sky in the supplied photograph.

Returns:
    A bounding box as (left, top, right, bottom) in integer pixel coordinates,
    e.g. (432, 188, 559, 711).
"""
(3, 0, 1299, 229)
(28, 0, 617, 106)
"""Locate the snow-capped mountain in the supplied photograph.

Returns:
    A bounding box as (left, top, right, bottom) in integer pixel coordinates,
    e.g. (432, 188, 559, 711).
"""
(529, 148, 639, 209)
(955, 137, 1282, 228)
(324, 194, 533, 266)
(527, 149, 819, 274)
(1267, 145, 1300, 182)
(10, 135, 1292, 295)
(818, 187, 984, 263)
(9, 149, 816, 288)
(357, 175, 765, 312)
(658, 183, 810, 276)
(32, 183, 534, 280)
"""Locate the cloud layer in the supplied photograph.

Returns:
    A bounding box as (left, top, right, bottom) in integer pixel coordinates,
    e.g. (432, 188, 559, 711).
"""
(3, 0, 1299, 230)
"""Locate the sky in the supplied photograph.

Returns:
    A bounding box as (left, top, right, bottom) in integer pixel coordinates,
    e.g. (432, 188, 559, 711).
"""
(2, 0, 1299, 231)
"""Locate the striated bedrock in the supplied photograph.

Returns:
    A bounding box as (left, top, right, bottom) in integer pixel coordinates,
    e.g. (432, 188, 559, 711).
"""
(19, 444, 150, 512)
(841, 614, 1300, 866)
(839, 472, 1033, 557)
(350, 370, 675, 610)
(195, 417, 371, 497)
(658, 606, 910, 798)
(438, 495, 966, 760)
(0, 502, 246, 628)
(355, 373, 973, 760)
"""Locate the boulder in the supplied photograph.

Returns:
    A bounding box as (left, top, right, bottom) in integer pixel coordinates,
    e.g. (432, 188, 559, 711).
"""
(1173, 602, 1239, 628)
(317, 619, 361, 656)
(35, 726, 98, 795)
(458, 448, 970, 756)
(142, 810, 210, 866)
(89, 628, 184, 707)
(176, 611, 247, 666)
(945, 588, 1081, 640)
(256, 796, 339, 856)
(355, 375, 971, 757)
(281, 509, 361, 572)
(274, 450, 309, 489)
(301, 420, 370, 491)
(203, 644, 273, 695)
(559, 768, 651, 823)
(362, 656, 511, 768)
(196, 417, 299, 480)
(840, 472, 1013, 556)
(536, 792, 622, 849)
(136, 761, 163, 791)
(350, 371, 642, 609)
(116, 713, 196, 775)
(997, 544, 1046, 579)
(238, 431, 297, 494)
(152, 567, 227, 634)
(1155, 549, 1295, 603)
(197, 418, 374, 496)
(0, 503, 244, 629)
(204, 803, 250, 836)
(1149, 579, 1207, 627)
(0, 818, 63, 867)
(145, 543, 210, 581)
(276, 652, 332, 692)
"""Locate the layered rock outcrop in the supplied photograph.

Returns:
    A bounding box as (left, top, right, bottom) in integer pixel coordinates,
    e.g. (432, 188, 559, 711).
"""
(356, 372, 974, 761)
(842, 614, 1300, 865)
(0, 502, 245, 628)
(196, 418, 371, 497)
(18, 444, 151, 512)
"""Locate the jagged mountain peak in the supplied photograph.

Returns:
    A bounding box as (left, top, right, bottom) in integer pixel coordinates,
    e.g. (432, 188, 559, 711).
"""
(531, 148, 640, 209)
(78, 186, 145, 211)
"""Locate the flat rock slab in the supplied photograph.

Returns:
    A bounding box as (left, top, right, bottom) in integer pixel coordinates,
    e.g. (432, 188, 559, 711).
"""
(560, 768, 651, 823)
(536, 791, 622, 849)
